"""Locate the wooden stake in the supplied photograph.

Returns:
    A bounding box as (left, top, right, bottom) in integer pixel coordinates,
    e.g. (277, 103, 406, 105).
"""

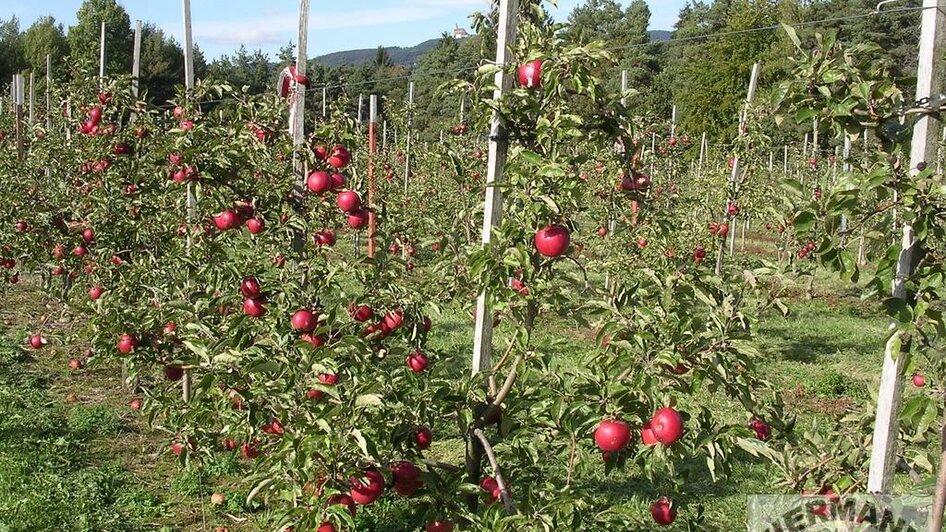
(132, 21, 142, 98)
(28, 72, 34, 125)
(13, 75, 24, 161)
(322, 86, 327, 118)
(99, 21, 106, 78)
(868, 0, 945, 497)
(368, 95, 378, 258)
(716, 63, 759, 275)
(357, 93, 364, 124)
(291, 0, 310, 200)
(181, 0, 196, 403)
(404, 81, 414, 193)
(472, 0, 518, 376)
(45, 55, 51, 131)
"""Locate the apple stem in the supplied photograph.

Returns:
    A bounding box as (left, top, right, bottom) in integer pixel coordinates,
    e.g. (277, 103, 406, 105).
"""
(473, 428, 515, 514)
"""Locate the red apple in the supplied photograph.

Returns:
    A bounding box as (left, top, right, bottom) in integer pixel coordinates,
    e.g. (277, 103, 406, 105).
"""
(480, 476, 500, 504)
(913, 373, 926, 387)
(213, 210, 241, 231)
(350, 468, 385, 505)
(534, 224, 570, 258)
(347, 209, 369, 229)
(28, 334, 45, 349)
(594, 419, 632, 452)
(426, 521, 454, 532)
(69, 358, 83, 370)
(651, 497, 677, 526)
(88, 286, 104, 300)
(313, 145, 329, 160)
(243, 298, 266, 318)
(641, 422, 658, 446)
(291, 309, 318, 332)
(407, 351, 429, 373)
(306, 171, 332, 194)
(129, 398, 142, 411)
(164, 364, 184, 381)
(328, 146, 351, 169)
(391, 461, 423, 496)
(414, 426, 433, 450)
(82, 228, 95, 243)
(306, 372, 338, 400)
(240, 277, 262, 298)
(241, 442, 259, 459)
(73, 245, 88, 257)
(517, 59, 544, 89)
(650, 407, 684, 445)
(117, 333, 137, 354)
(337, 191, 361, 213)
(350, 304, 374, 322)
(246, 217, 265, 234)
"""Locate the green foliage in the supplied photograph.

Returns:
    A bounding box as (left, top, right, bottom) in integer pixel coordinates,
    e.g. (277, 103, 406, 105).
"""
(67, 0, 134, 76)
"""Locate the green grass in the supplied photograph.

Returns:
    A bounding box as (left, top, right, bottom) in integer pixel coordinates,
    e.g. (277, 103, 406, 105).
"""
(0, 263, 903, 531)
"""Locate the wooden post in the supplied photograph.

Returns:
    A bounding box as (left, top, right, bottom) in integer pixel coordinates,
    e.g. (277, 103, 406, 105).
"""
(868, 0, 945, 497)
(45, 55, 51, 132)
(99, 21, 106, 78)
(698, 132, 707, 178)
(472, 0, 518, 376)
(382, 120, 387, 152)
(28, 72, 34, 125)
(291, 0, 310, 200)
(716, 63, 759, 275)
(367, 95, 378, 258)
(605, 70, 628, 293)
(132, 21, 142, 98)
(783, 145, 789, 175)
(357, 93, 364, 124)
(13, 75, 24, 161)
(322, 86, 327, 118)
(803, 133, 809, 157)
(181, 0, 196, 403)
(670, 105, 677, 139)
(404, 81, 414, 193)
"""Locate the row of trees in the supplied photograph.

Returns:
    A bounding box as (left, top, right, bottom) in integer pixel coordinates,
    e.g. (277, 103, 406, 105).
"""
(0, 0, 925, 143)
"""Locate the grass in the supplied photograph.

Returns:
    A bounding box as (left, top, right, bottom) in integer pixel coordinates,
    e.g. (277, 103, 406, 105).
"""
(0, 254, 909, 530)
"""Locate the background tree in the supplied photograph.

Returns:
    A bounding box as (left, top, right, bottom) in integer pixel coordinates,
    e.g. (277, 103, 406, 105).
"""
(21, 16, 68, 75)
(0, 17, 24, 84)
(68, 0, 133, 76)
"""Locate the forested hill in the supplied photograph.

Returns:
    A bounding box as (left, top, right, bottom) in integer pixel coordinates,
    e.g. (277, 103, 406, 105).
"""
(314, 30, 672, 67)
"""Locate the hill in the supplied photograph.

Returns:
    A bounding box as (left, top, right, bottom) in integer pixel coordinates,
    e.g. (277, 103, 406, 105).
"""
(314, 30, 672, 67)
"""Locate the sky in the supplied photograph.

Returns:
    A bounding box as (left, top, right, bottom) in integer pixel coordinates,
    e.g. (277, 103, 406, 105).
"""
(4, 0, 690, 60)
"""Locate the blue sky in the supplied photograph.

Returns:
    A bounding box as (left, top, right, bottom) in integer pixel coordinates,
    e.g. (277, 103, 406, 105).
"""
(4, 0, 690, 59)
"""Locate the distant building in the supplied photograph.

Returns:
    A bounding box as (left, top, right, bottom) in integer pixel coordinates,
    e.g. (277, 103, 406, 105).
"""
(453, 25, 470, 39)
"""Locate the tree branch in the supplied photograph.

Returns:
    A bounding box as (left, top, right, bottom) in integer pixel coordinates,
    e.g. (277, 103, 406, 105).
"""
(479, 355, 523, 426)
(473, 428, 516, 514)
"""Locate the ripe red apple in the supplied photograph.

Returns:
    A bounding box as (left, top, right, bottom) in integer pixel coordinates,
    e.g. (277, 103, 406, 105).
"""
(213, 210, 241, 231)
(164, 322, 176, 335)
(651, 497, 677, 526)
(117, 334, 137, 354)
(240, 277, 262, 298)
(313, 145, 329, 160)
(28, 334, 45, 349)
(641, 421, 658, 446)
(246, 217, 265, 234)
(330, 172, 346, 191)
(170, 442, 185, 456)
(384, 311, 404, 331)
(650, 407, 684, 445)
(749, 418, 771, 441)
(69, 358, 83, 370)
(306, 171, 332, 194)
(129, 398, 142, 411)
(407, 351, 430, 373)
(243, 298, 266, 318)
(82, 228, 95, 243)
(347, 209, 369, 229)
(594, 419, 632, 452)
(717, 223, 729, 238)
(164, 364, 184, 382)
(89, 106, 103, 124)
(328, 493, 357, 516)
(534, 224, 571, 258)
(426, 521, 454, 532)
(912, 373, 926, 387)
(88, 286, 104, 300)
(597, 227, 608, 238)
(223, 437, 237, 450)
(480, 476, 501, 504)
(73, 245, 88, 257)
(350, 304, 374, 322)
(350, 468, 385, 505)
(693, 247, 706, 264)
(337, 191, 361, 213)
(241, 442, 259, 459)
(391, 461, 423, 496)
(328, 146, 351, 169)
(414, 426, 433, 450)
(314, 230, 336, 246)
(727, 203, 740, 217)
(620, 172, 651, 192)
(517, 59, 544, 89)
(306, 372, 338, 400)
(291, 309, 318, 332)
(317, 523, 336, 532)
(301, 333, 326, 347)
(113, 142, 131, 156)
(637, 238, 648, 249)
(15, 220, 27, 232)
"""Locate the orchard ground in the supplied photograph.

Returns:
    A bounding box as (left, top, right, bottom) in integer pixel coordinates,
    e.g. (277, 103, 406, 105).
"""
(0, 232, 920, 532)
